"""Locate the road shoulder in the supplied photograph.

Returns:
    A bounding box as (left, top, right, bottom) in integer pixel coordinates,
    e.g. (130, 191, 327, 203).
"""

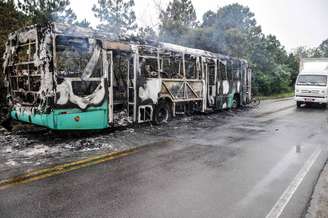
(306, 161, 328, 218)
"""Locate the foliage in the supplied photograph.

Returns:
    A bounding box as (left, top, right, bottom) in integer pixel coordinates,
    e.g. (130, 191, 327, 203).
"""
(75, 18, 91, 28)
(1, 0, 327, 99)
(92, 0, 137, 37)
(293, 39, 328, 59)
(159, 2, 299, 96)
(17, 0, 77, 24)
(200, 3, 262, 57)
(318, 39, 328, 57)
(137, 26, 158, 41)
(159, 0, 197, 45)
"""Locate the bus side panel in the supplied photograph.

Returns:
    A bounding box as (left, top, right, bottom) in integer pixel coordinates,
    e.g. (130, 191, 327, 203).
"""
(226, 92, 235, 108)
(53, 110, 108, 130)
(10, 110, 55, 128)
(53, 101, 109, 130)
(11, 100, 109, 130)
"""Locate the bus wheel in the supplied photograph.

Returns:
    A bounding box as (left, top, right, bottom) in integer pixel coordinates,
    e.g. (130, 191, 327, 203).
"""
(153, 101, 171, 125)
(231, 95, 240, 110)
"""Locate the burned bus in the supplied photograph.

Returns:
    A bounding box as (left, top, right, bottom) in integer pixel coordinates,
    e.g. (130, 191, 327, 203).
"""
(2, 23, 252, 130)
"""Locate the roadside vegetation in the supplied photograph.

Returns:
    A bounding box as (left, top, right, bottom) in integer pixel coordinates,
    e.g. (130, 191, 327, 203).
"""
(258, 92, 294, 100)
(0, 0, 327, 106)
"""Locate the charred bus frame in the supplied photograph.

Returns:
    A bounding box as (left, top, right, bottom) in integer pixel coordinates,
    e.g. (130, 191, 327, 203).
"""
(2, 23, 252, 130)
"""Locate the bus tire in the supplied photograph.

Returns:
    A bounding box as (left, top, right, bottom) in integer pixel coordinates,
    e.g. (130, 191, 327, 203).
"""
(296, 101, 302, 108)
(153, 101, 172, 125)
(232, 94, 240, 109)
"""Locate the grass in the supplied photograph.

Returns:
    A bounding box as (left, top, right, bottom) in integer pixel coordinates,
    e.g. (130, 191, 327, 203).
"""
(257, 91, 294, 100)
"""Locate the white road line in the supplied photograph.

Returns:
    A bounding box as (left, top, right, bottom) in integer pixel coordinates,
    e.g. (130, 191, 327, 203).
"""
(265, 147, 322, 218)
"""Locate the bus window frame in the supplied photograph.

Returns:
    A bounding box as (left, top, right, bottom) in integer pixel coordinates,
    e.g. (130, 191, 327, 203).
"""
(54, 34, 103, 80)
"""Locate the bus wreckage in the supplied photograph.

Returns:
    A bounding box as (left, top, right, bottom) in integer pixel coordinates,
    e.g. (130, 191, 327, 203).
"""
(2, 23, 252, 130)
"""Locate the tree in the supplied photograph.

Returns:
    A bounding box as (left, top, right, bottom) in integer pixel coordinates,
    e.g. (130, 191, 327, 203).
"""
(92, 0, 137, 37)
(200, 4, 262, 57)
(0, 0, 27, 60)
(286, 53, 299, 85)
(318, 39, 328, 57)
(264, 35, 288, 64)
(75, 18, 91, 28)
(198, 4, 297, 95)
(137, 26, 158, 41)
(17, 0, 77, 24)
(159, 0, 197, 44)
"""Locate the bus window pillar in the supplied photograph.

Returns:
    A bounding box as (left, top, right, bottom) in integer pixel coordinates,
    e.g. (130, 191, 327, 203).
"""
(157, 49, 161, 79)
(105, 50, 113, 124)
(196, 57, 201, 80)
(201, 57, 207, 112)
(182, 53, 186, 79)
(214, 59, 218, 96)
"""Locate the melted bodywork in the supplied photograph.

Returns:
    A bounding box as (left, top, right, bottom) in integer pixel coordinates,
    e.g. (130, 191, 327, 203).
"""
(2, 23, 252, 130)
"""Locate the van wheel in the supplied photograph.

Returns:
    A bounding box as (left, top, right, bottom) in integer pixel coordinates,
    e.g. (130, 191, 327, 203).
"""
(153, 101, 171, 125)
(296, 101, 302, 108)
(321, 103, 327, 109)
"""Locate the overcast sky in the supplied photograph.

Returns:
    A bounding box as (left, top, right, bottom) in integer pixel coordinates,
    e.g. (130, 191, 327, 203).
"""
(70, 0, 328, 51)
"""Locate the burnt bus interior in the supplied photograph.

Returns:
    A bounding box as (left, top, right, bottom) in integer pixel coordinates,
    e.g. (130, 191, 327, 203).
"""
(4, 24, 251, 129)
(160, 51, 184, 79)
(55, 36, 103, 98)
(6, 31, 40, 106)
(112, 50, 133, 125)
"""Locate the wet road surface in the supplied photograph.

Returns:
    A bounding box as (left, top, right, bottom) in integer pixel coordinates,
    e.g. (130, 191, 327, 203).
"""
(0, 98, 328, 218)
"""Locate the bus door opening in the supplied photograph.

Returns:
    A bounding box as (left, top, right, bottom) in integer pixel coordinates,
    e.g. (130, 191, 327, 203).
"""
(112, 51, 133, 126)
(207, 59, 217, 107)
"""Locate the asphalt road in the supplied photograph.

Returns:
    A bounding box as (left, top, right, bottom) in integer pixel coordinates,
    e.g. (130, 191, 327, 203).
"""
(1, 98, 328, 218)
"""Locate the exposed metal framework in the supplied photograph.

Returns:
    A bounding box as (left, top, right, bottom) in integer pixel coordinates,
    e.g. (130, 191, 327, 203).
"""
(2, 23, 252, 130)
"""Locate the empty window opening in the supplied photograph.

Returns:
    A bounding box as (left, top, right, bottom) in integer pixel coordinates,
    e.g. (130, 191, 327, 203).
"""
(55, 36, 102, 78)
(160, 53, 183, 79)
(138, 105, 153, 122)
(140, 57, 158, 78)
(185, 55, 197, 79)
(7, 31, 40, 105)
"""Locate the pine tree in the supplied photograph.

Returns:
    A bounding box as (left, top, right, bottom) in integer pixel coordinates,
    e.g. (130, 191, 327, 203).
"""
(75, 18, 91, 28)
(159, 0, 197, 44)
(201, 4, 262, 56)
(137, 26, 158, 41)
(92, 0, 137, 37)
(17, 0, 77, 24)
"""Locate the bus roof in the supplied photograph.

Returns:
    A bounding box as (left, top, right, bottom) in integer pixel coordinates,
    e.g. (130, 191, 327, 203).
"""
(9, 22, 247, 64)
(53, 23, 248, 63)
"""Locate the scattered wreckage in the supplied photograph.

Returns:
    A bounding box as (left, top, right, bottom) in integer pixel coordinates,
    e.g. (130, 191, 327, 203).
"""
(2, 22, 252, 130)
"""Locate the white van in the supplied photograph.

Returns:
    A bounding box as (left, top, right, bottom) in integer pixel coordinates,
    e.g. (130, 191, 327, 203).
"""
(295, 58, 328, 108)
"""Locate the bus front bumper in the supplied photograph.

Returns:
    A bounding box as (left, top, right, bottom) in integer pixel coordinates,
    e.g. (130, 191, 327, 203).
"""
(10, 103, 109, 130)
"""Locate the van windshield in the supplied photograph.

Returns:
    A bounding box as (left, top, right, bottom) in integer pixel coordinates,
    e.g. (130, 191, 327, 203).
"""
(297, 75, 327, 86)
